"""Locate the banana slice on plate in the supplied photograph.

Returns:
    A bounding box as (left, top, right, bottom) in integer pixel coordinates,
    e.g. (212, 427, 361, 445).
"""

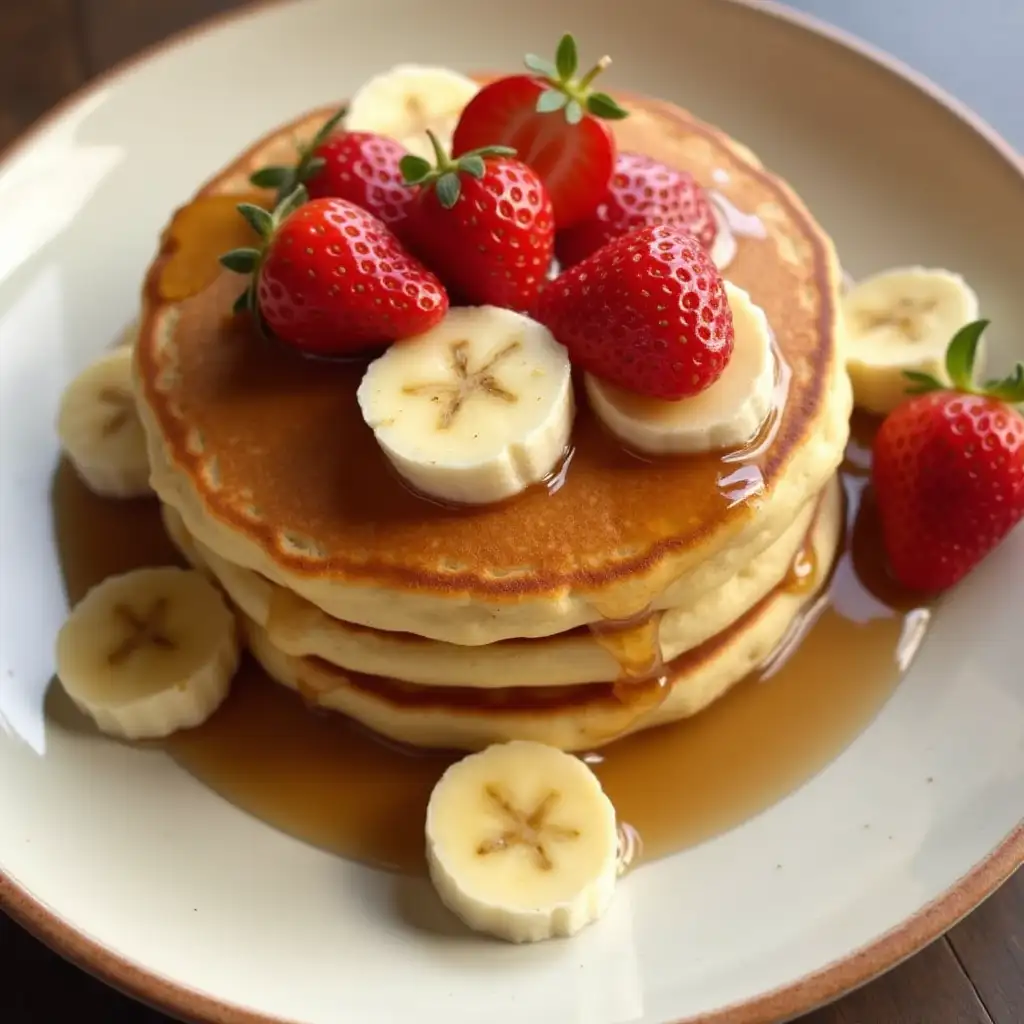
(56, 567, 239, 740)
(585, 281, 775, 455)
(426, 741, 619, 944)
(57, 347, 151, 498)
(345, 65, 480, 161)
(357, 306, 574, 505)
(842, 267, 980, 415)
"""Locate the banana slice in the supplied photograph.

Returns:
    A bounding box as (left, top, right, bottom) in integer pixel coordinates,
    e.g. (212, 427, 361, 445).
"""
(357, 306, 574, 505)
(842, 267, 980, 415)
(345, 64, 480, 161)
(585, 281, 775, 454)
(55, 567, 239, 740)
(57, 347, 151, 498)
(425, 741, 619, 943)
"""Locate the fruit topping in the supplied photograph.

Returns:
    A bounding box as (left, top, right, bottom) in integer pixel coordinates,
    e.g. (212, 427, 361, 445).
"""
(220, 186, 448, 355)
(250, 106, 415, 237)
(452, 34, 628, 228)
(344, 65, 481, 161)
(842, 266, 980, 416)
(585, 282, 774, 454)
(872, 320, 1024, 592)
(534, 225, 735, 400)
(357, 306, 573, 505)
(401, 133, 554, 312)
(556, 152, 718, 268)
(249, 106, 349, 203)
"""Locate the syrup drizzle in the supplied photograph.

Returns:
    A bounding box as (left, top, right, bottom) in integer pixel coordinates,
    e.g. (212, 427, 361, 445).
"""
(50, 422, 930, 875)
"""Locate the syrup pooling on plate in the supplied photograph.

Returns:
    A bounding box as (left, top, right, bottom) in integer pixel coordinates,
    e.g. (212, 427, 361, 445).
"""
(49, 414, 926, 874)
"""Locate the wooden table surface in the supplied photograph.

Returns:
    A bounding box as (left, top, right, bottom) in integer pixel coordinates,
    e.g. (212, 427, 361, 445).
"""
(0, 2, 1020, 1022)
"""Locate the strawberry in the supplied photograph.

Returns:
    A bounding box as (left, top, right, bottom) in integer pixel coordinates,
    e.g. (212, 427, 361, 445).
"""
(249, 108, 413, 237)
(534, 225, 734, 399)
(556, 152, 718, 268)
(451, 33, 628, 228)
(220, 186, 447, 355)
(400, 132, 554, 312)
(872, 320, 1024, 592)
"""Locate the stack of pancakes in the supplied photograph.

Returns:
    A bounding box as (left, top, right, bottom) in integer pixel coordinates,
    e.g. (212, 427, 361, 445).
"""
(134, 95, 852, 752)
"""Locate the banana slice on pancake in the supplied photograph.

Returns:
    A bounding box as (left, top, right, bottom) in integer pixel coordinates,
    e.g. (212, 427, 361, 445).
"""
(357, 306, 574, 505)
(585, 281, 775, 454)
(842, 267, 980, 415)
(425, 741, 619, 943)
(345, 65, 479, 161)
(57, 347, 152, 498)
(56, 567, 238, 739)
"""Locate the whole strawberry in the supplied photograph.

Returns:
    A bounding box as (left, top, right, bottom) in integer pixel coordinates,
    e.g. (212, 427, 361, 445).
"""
(220, 186, 447, 355)
(556, 152, 718, 268)
(534, 225, 734, 399)
(401, 132, 554, 311)
(250, 108, 413, 238)
(872, 319, 1024, 592)
(452, 34, 628, 227)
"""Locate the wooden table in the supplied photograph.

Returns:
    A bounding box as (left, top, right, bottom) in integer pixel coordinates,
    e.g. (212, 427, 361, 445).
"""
(0, 2, 1020, 1022)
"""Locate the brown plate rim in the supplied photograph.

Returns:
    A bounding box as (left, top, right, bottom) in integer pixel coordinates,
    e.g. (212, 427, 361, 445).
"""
(0, 1, 1022, 1023)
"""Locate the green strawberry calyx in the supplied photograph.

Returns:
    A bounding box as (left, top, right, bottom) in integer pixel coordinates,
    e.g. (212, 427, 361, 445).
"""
(399, 131, 516, 209)
(218, 184, 309, 322)
(247, 106, 347, 205)
(523, 34, 629, 125)
(903, 319, 1024, 405)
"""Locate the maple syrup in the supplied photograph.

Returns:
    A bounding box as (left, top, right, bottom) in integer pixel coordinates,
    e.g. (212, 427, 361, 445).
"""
(157, 193, 265, 302)
(50, 414, 927, 875)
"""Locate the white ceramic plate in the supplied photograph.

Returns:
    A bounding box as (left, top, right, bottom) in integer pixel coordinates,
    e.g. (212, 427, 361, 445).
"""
(1, 1, 1021, 1022)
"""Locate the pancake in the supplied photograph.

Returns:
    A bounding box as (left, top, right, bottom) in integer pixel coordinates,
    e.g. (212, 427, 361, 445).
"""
(161, 479, 834, 688)
(236, 478, 841, 752)
(134, 91, 852, 646)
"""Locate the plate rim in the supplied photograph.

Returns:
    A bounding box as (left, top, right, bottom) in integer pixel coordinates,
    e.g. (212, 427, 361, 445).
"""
(0, 1, 1021, 1022)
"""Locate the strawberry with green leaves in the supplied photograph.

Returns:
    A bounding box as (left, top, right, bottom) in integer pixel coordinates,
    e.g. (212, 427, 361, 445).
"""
(220, 185, 447, 356)
(872, 319, 1024, 592)
(401, 132, 554, 312)
(452, 34, 628, 228)
(249, 108, 414, 237)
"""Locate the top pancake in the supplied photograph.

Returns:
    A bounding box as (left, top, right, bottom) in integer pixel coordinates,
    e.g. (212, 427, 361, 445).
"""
(134, 89, 851, 645)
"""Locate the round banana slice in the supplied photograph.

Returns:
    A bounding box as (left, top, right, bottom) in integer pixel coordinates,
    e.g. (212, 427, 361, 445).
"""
(56, 567, 239, 740)
(345, 64, 480, 161)
(842, 266, 980, 415)
(585, 281, 775, 455)
(425, 741, 619, 944)
(57, 347, 151, 498)
(357, 306, 573, 505)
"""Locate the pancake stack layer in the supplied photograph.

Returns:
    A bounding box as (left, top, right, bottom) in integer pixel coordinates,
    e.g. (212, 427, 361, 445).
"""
(134, 95, 852, 752)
